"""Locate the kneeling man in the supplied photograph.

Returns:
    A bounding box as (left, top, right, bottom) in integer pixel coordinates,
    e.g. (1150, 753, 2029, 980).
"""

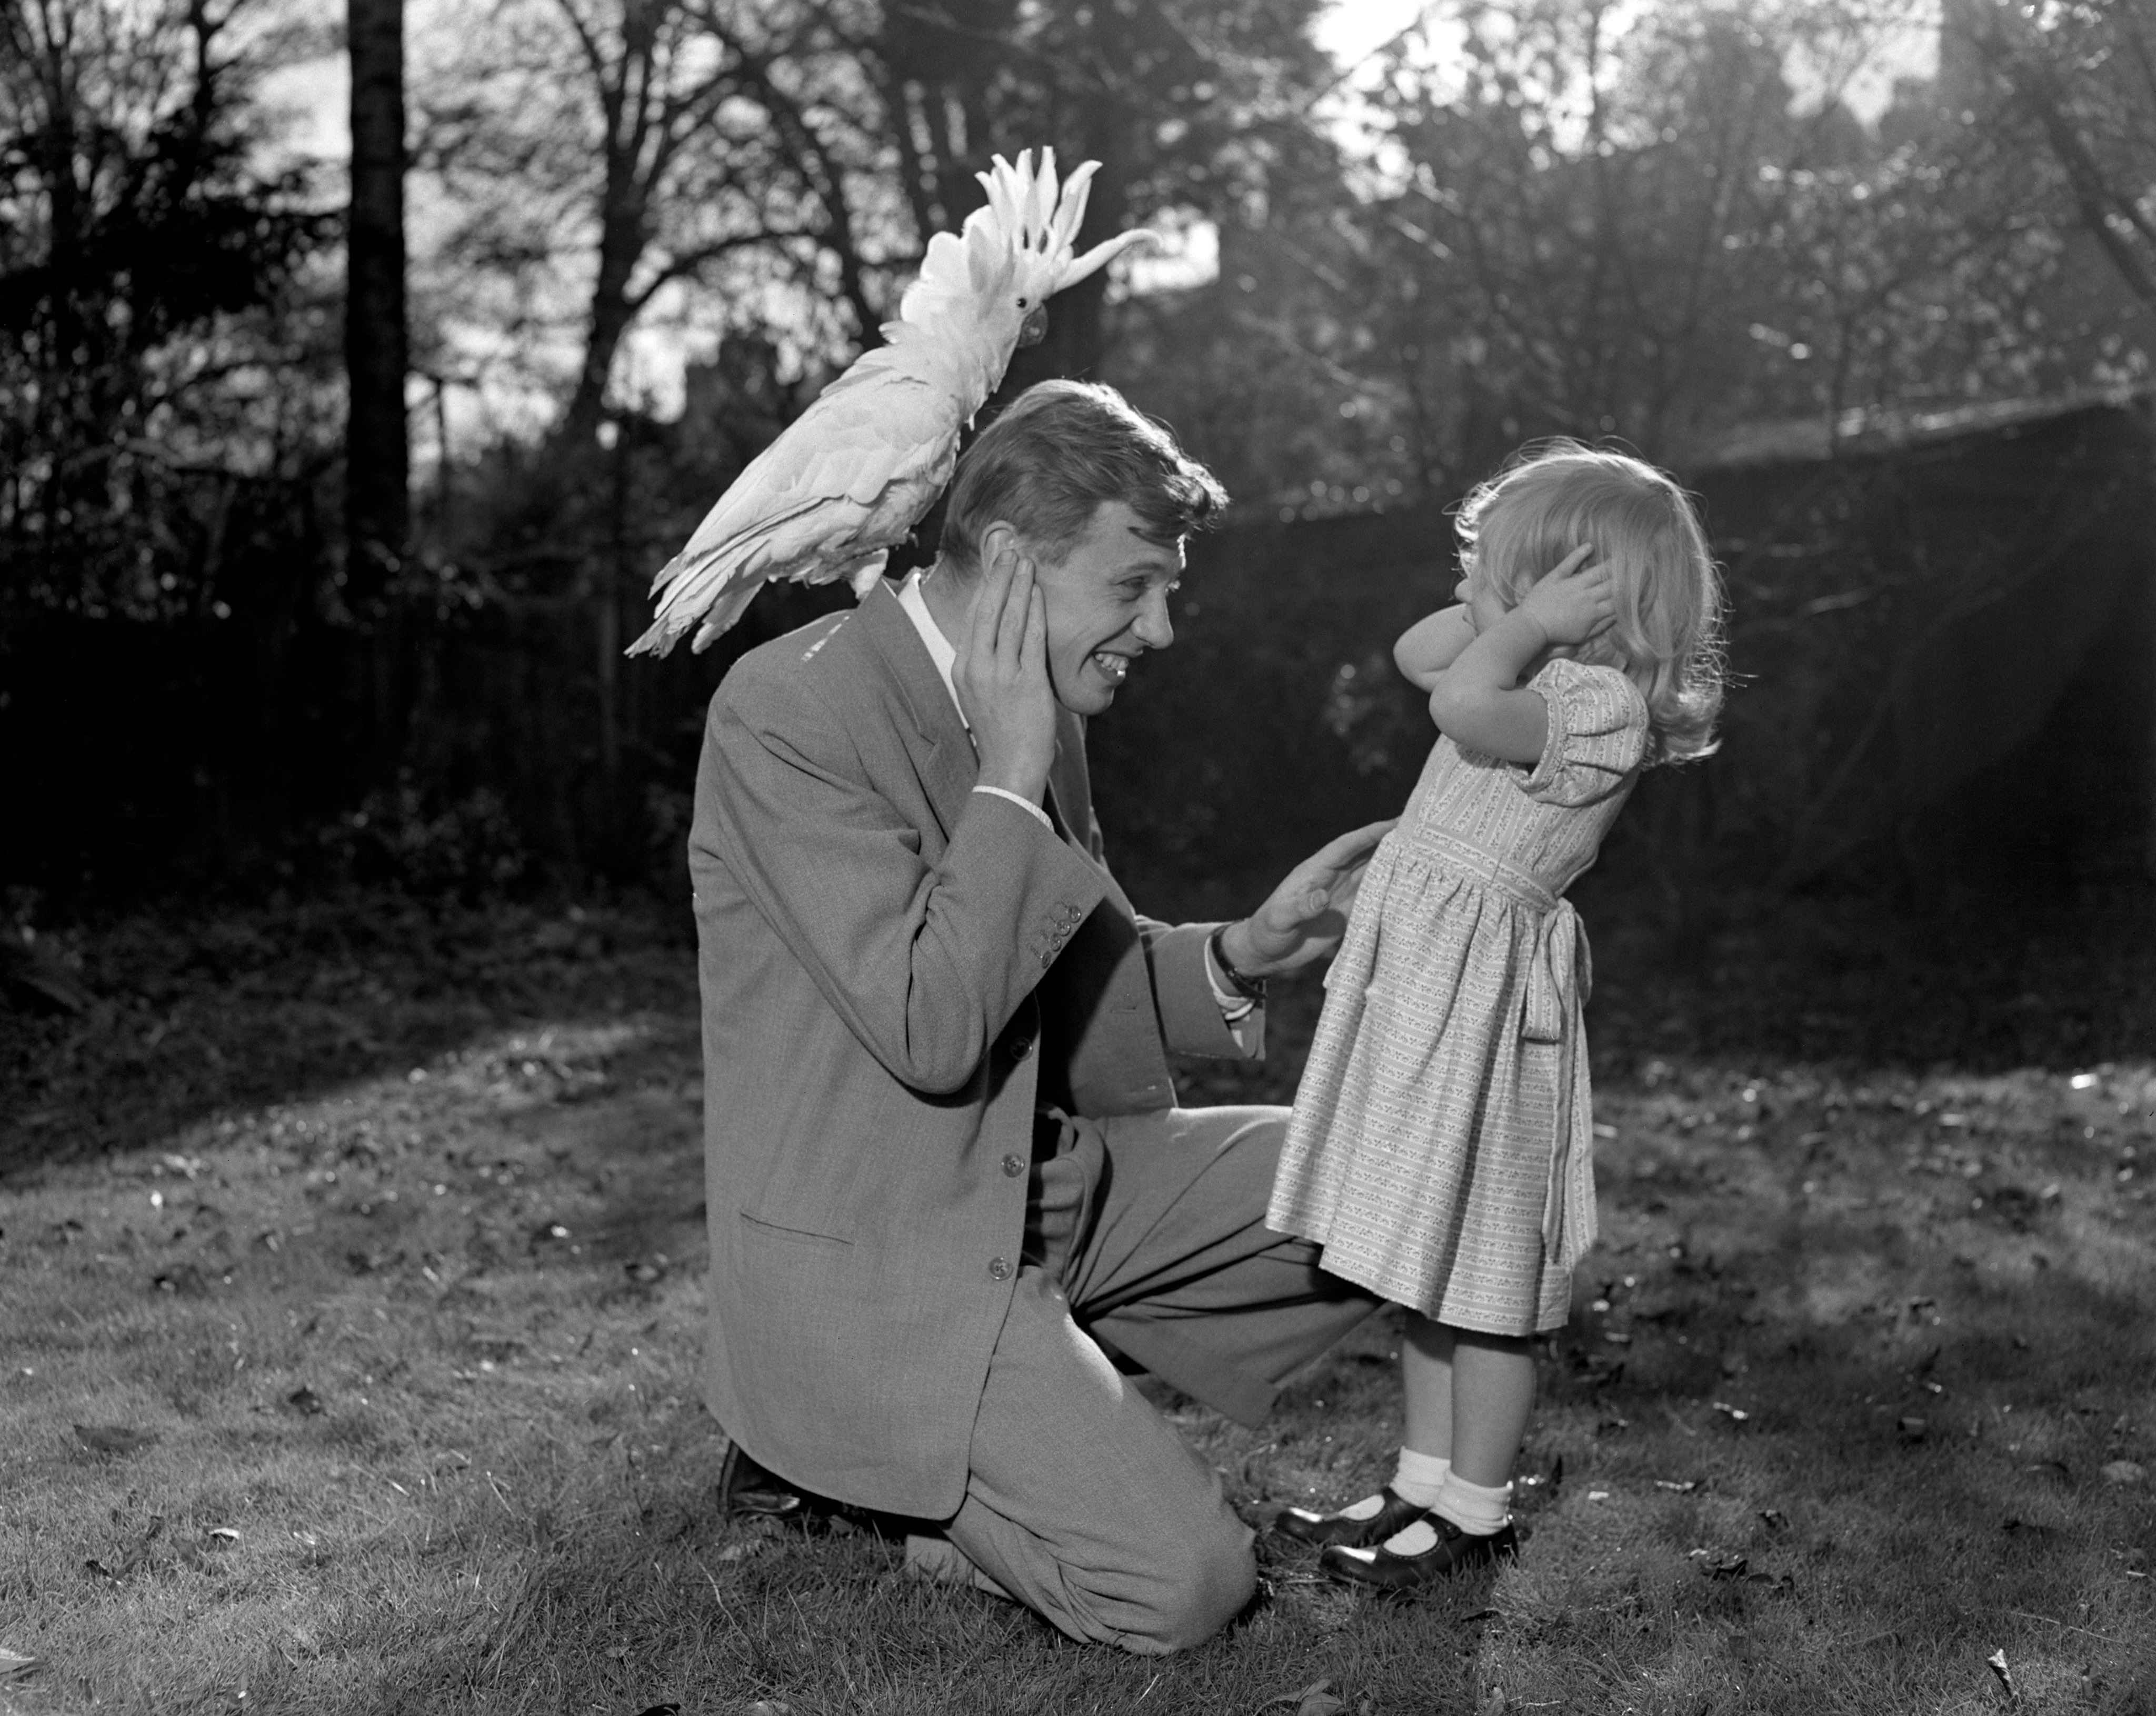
(690, 379, 1384, 1652)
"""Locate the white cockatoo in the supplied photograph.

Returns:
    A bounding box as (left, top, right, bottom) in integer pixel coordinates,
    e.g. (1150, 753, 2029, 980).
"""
(628, 149, 1159, 655)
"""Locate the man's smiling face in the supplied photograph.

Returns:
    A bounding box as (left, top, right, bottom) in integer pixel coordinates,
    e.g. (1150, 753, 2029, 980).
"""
(1030, 500, 1183, 716)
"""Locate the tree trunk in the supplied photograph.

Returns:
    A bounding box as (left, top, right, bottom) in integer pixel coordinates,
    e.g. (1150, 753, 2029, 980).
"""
(999, 96, 1129, 398)
(346, 0, 410, 608)
(561, 152, 649, 451)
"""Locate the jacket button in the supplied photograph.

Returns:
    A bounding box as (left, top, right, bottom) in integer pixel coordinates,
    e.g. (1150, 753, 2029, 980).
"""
(1001, 1153, 1025, 1177)
(1008, 1036, 1032, 1061)
(987, 1257, 1012, 1280)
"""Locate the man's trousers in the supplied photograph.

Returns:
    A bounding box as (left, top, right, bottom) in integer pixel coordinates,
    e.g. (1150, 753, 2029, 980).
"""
(911, 1102, 1379, 1653)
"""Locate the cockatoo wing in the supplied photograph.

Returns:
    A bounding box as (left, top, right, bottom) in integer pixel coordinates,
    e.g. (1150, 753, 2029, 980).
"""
(628, 365, 967, 656)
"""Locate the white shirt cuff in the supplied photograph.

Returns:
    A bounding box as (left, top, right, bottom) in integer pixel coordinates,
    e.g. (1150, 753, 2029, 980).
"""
(971, 784, 1055, 833)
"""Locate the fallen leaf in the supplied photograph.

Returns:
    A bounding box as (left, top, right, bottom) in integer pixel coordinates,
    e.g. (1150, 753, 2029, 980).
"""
(1711, 1401, 1751, 1426)
(0, 1646, 39, 1679)
(2101, 1460, 2145, 1486)
(74, 1423, 156, 1455)
(286, 1387, 324, 1416)
(1987, 1648, 2015, 1698)
(1688, 1549, 1749, 1580)
(1258, 1681, 1340, 1715)
(714, 1538, 769, 1564)
(206, 1527, 241, 1547)
(1654, 1479, 1703, 1494)
(1759, 1508, 1789, 1531)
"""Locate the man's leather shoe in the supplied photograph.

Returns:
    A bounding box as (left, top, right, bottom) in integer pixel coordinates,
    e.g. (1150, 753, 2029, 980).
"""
(1319, 1515, 1518, 1591)
(1271, 1486, 1431, 1550)
(716, 1439, 824, 1527)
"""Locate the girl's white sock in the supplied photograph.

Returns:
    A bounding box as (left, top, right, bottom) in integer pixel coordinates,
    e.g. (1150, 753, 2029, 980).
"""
(1431, 1471, 1512, 1537)
(1391, 1448, 1451, 1509)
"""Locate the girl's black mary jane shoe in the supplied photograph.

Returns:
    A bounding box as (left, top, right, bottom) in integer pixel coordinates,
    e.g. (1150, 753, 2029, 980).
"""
(1271, 1486, 1432, 1550)
(1319, 1516, 1519, 1591)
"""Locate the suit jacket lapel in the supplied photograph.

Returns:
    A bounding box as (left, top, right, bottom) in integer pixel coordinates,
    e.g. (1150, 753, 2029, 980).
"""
(1046, 711, 1138, 920)
(1046, 709, 1090, 852)
(853, 581, 977, 840)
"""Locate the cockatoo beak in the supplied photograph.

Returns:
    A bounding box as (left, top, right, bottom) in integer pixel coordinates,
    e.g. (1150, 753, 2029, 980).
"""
(1054, 227, 1160, 294)
(1017, 304, 1050, 347)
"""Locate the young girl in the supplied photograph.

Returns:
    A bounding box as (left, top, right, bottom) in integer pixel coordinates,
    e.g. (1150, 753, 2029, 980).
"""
(1266, 441, 1725, 1592)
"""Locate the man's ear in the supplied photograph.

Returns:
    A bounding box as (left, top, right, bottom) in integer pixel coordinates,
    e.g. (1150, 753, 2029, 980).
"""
(978, 520, 1023, 575)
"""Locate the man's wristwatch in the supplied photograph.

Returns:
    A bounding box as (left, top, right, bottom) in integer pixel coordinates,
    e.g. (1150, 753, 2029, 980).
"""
(1208, 924, 1268, 1005)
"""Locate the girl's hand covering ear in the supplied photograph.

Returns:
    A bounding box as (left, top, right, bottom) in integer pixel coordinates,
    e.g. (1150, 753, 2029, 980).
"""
(1518, 546, 1616, 648)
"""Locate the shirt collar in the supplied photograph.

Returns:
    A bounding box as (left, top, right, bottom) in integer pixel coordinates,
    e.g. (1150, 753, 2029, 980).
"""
(894, 569, 966, 729)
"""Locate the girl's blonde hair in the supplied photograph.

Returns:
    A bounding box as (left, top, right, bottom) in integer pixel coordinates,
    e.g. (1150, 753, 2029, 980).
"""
(1457, 440, 1725, 762)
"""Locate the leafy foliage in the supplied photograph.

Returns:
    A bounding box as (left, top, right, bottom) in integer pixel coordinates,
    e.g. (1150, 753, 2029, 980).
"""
(10, 0, 2156, 901)
(1111, 0, 2150, 513)
(1965, 0, 2156, 319)
(0, 0, 336, 622)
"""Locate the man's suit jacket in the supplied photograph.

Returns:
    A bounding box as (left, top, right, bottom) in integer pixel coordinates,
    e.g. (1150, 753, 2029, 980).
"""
(690, 581, 1253, 1518)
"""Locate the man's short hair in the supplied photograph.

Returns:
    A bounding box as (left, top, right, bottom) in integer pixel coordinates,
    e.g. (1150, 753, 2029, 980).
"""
(940, 380, 1227, 574)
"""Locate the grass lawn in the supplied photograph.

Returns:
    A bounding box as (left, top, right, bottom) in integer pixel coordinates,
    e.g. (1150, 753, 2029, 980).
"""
(2, 889, 2152, 1714)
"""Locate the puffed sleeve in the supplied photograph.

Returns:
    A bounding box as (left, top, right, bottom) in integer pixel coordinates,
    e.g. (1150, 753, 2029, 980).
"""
(1520, 657, 1650, 807)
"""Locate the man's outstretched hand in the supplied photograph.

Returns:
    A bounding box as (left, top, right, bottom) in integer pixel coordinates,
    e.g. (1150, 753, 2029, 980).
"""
(1220, 819, 1396, 980)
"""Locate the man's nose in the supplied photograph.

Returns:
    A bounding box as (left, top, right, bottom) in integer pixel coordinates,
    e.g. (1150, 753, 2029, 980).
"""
(1134, 589, 1174, 649)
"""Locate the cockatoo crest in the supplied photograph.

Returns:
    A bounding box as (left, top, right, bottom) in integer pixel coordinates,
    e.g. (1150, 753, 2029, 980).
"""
(628, 148, 1159, 656)
(900, 149, 1144, 348)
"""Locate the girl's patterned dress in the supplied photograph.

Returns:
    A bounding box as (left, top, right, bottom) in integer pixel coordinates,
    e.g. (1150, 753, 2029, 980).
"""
(1268, 656, 1651, 1336)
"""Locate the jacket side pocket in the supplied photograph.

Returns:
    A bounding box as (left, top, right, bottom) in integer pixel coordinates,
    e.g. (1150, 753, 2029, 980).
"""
(737, 1209, 854, 1248)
